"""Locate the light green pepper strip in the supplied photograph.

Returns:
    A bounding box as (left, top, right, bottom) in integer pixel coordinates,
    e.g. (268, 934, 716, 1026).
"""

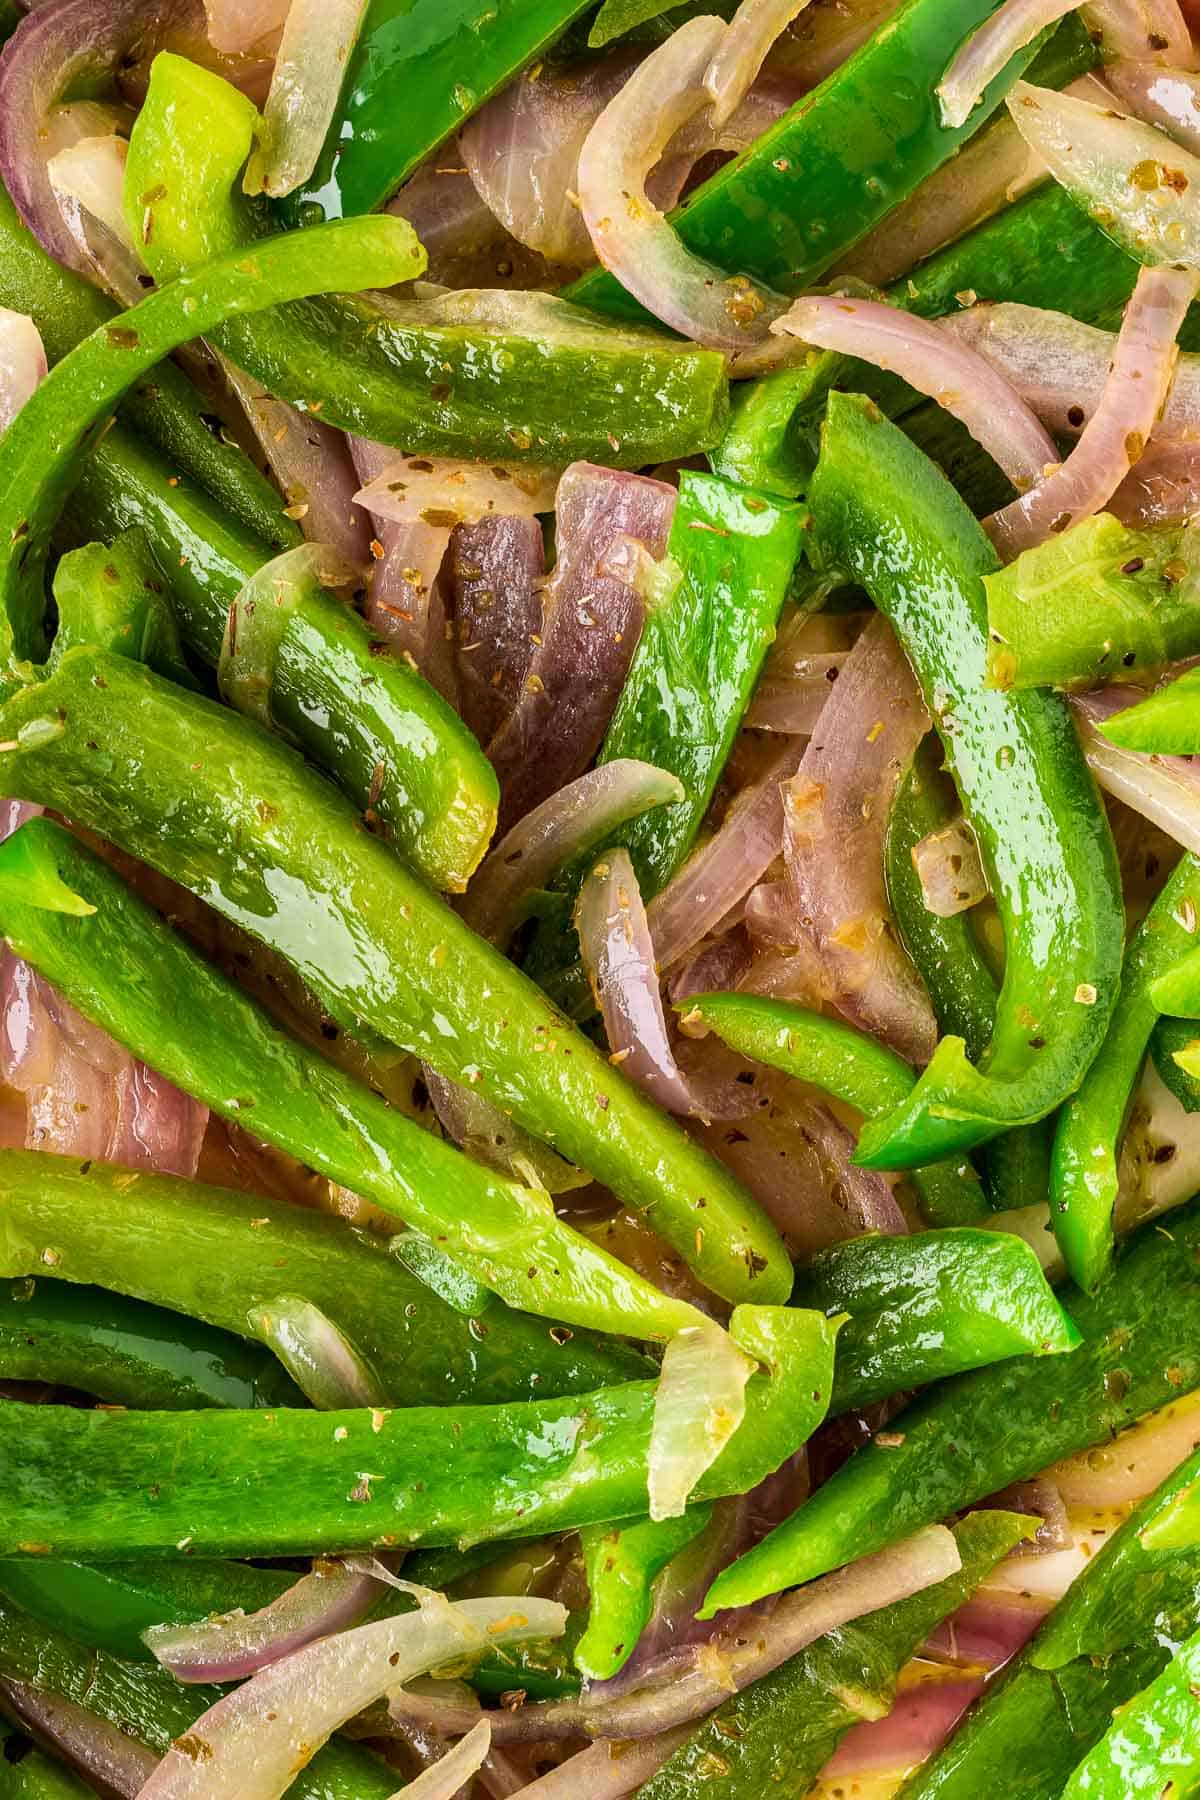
(1100, 665, 1200, 752)
(0, 656, 791, 1305)
(0, 212, 424, 668)
(681, 993, 986, 1226)
(1052, 852, 1200, 1294)
(0, 819, 705, 1345)
(48, 530, 193, 688)
(576, 1508, 712, 1681)
(1061, 1624, 1200, 1800)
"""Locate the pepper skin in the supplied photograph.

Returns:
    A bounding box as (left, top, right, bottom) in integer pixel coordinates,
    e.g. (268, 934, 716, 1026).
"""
(0, 820, 701, 1344)
(809, 393, 1123, 1168)
(702, 1195, 1200, 1614)
(575, 1508, 712, 1681)
(0, 210, 425, 666)
(1051, 852, 1200, 1294)
(0, 1306, 838, 1559)
(0, 654, 790, 1306)
(0, 1151, 650, 1407)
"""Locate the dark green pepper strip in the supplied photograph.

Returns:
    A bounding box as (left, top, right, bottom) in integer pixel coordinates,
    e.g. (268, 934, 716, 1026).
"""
(1061, 1624, 1200, 1799)
(1101, 666, 1200, 752)
(130, 56, 728, 471)
(569, 0, 1054, 322)
(681, 993, 986, 1226)
(703, 1193, 1200, 1614)
(48, 531, 193, 688)
(901, 1447, 1200, 1800)
(0, 181, 297, 555)
(64, 427, 499, 894)
(0, 819, 703, 1343)
(0, 212, 425, 668)
(292, 0, 593, 219)
(575, 1508, 712, 1681)
(0, 1306, 838, 1559)
(794, 1228, 1080, 1416)
(984, 513, 1200, 692)
(0, 1276, 301, 1411)
(0, 1605, 396, 1800)
(638, 1511, 1032, 1800)
(886, 739, 1054, 1215)
(810, 394, 1123, 1169)
(1051, 852, 1200, 1294)
(0, 655, 790, 1306)
(1152, 1013, 1200, 1112)
(0, 1151, 650, 1407)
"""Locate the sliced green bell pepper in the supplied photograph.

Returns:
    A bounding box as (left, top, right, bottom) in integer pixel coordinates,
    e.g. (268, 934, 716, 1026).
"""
(1061, 1623, 1200, 1799)
(0, 1306, 837, 1559)
(0, 818, 702, 1343)
(1153, 1013, 1200, 1112)
(129, 55, 728, 470)
(0, 206, 425, 666)
(682, 993, 987, 1226)
(702, 1194, 1200, 1614)
(48, 531, 193, 688)
(0, 1276, 301, 1411)
(810, 393, 1123, 1168)
(576, 1508, 712, 1681)
(0, 652, 790, 1305)
(1101, 666, 1200, 752)
(1051, 852, 1200, 1294)
(0, 1151, 649, 1406)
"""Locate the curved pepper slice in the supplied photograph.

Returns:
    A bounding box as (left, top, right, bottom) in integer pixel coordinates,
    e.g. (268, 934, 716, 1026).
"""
(0, 652, 791, 1305)
(0, 209, 424, 668)
(0, 1306, 839, 1559)
(575, 1508, 712, 1681)
(681, 992, 986, 1226)
(809, 393, 1123, 1169)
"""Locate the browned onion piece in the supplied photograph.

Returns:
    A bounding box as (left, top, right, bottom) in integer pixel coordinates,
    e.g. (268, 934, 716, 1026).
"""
(449, 514, 545, 746)
(487, 463, 675, 832)
(988, 265, 1200, 559)
(980, 1476, 1072, 1554)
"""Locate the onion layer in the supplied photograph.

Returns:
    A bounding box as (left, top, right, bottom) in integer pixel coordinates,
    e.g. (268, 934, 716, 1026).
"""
(938, 0, 1079, 130)
(246, 0, 368, 198)
(1073, 689, 1200, 854)
(0, 308, 46, 434)
(145, 1560, 383, 1684)
(648, 1318, 756, 1521)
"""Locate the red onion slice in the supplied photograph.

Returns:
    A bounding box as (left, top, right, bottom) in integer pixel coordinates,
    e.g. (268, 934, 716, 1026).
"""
(938, 0, 1079, 130)
(647, 1317, 755, 1520)
(0, 307, 46, 433)
(705, 0, 812, 126)
(924, 1592, 1046, 1669)
(576, 17, 791, 358)
(988, 263, 1200, 560)
(349, 438, 456, 697)
(487, 463, 675, 833)
(462, 760, 684, 948)
(386, 1720, 492, 1800)
(823, 1677, 985, 1778)
(1111, 436, 1200, 525)
(1048, 1388, 1200, 1505)
(135, 1595, 567, 1799)
(1081, 0, 1196, 65)
(780, 614, 936, 1064)
(1073, 689, 1200, 853)
(144, 1560, 383, 1684)
(647, 737, 806, 972)
(423, 1069, 590, 1196)
(247, 1295, 387, 1409)
(45, 126, 149, 307)
(505, 1730, 693, 1798)
(1, 1675, 158, 1798)
(912, 817, 989, 918)
(449, 514, 545, 747)
(774, 295, 1058, 494)
(1107, 59, 1200, 154)
(0, 0, 200, 274)
(245, 0, 367, 198)
(203, 0, 287, 54)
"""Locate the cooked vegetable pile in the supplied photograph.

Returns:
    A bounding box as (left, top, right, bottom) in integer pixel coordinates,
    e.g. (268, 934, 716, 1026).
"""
(3, 0, 1200, 1795)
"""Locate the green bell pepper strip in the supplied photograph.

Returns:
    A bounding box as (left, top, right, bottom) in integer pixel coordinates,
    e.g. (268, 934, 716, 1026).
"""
(794, 1227, 1080, 1416)
(809, 393, 1124, 1170)
(0, 1605, 397, 1800)
(637, 1511, 1032, 1800)
(0, 1306, 838, 1560)
(1152, 1012, 1200, 1112)
(1051, 851, 1200, 1294)
(0, 1276, 302, 1411)
(0, 1726, 94, 1800)
(984, 513, 1200, 692)
(0, 655, 790, 1306)
(680, 993, 987, 1226)
(1101, 666, 1200, 751)
(130, 56, 728, 471)
(885, 738, 1053, 1214)
(63, 427, 499, 895)
(47, 531, 193, 688)
(0, 819, 702, 1345)
(701, 1192, 1200, 1616)
(575, 1508, 712, 1681)
(901, 1446, 1200, 1800)
(1060, 1624, 1200, 1800)
(0, 1151, 650, 1407)
(568, 0, 1057, 324)
(0, 181, 298, 555)
(0, 211, 426, 669)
